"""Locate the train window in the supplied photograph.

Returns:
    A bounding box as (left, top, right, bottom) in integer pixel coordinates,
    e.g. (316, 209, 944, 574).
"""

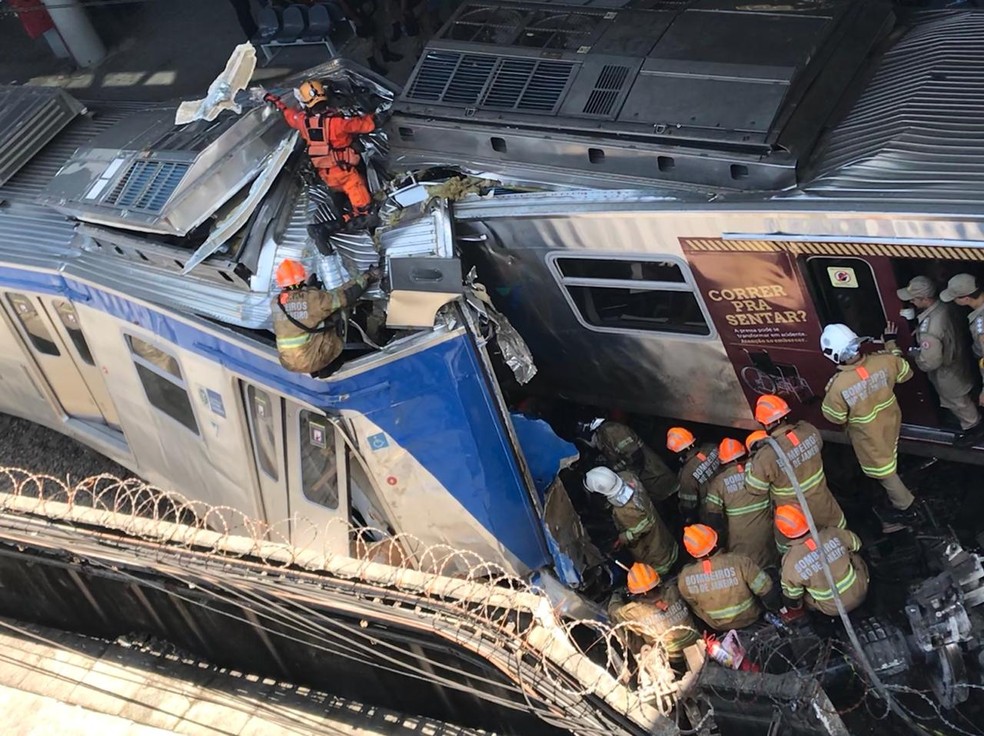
(125, 335, 199, 435)
(6, 294, 60, 356)
(52, 300, 94, 365)
(299, 410, 339, 510)
(553, 257, 711, 336)
(806, 258, 885, 339)
(245, 385, 278, 481)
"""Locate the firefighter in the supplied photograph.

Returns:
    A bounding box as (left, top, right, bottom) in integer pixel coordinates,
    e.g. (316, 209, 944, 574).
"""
(583, 417, 679, 504)
(677, 524, 780, 631)
(264, 81, 376, 222)
(899, 276, 980, 434)
(666, 426, 720, 522)
(746, 394, 846, 550)
(941, 273, 984, 410)
(704, 438, 776, 569)
(745, 430, 768, 454)
(583, 466, 679, 576)
(820, 323, 916, 527)
(608, 562, 700, 661)
(776, 505, 869, 616)
(271, 258, 381, 374)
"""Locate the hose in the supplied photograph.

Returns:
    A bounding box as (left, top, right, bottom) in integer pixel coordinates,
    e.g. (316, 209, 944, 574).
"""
(763, 436, 930, 736)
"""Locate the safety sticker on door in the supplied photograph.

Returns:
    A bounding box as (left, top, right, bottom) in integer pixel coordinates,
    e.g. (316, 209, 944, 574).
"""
(827, 267, 859, 289)
(367, 432, 390, 451)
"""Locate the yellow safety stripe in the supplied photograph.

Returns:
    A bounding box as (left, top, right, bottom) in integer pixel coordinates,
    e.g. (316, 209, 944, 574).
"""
(897, 361, 911, 382)
(725, 498, 771, 516)
(705, 494, 724, 508)
(770, 467, 825, 496)
(276, 334, 311, 349)
(745, 471, 771, 491)
(654, 544, 679, 576)
(860, 457, 898, 478)
(821, 403, 848, 423)
(781, 581, 804, 598)
(706, 597, 755, 621)
(806, 566, 858, 601)
(749, 571, 770, 595)
(847, 397, 896, 425)
(624, 515, 655, 541)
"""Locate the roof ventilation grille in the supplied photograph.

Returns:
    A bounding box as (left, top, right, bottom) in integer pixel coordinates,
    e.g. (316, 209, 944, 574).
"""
(104, 160, 191, 213)
(445, 54, 498, 104)
(582, 64, 629, 117)
(406, 51, 462, 101)
(517, 60, 574, 111)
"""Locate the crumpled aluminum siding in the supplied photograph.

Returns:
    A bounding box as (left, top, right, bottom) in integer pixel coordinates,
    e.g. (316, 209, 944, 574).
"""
(799, 11, 984, 206)
(0, 86, 84, 189)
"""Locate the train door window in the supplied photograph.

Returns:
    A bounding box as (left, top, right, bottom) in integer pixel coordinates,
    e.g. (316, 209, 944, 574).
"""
(299, 410, 339, 510)
(51, 300, 94, 365)
(245, 385, 279, 481)
(6, 294, 60, 356)
(806, 257, 885, 338)
(125, 335, 199, 435)
(550, 256, 711, 336)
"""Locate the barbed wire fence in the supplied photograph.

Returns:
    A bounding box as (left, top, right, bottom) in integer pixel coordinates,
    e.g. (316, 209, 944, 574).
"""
(0, 466, 975, 736)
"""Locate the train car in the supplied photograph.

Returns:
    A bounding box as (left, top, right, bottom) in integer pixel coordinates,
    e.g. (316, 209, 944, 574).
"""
(0, 78, 595, 601)
(391, 0, 984, 460)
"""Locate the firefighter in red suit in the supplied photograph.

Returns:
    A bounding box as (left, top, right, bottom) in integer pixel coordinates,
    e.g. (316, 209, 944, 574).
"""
(265, 80, 376, 221)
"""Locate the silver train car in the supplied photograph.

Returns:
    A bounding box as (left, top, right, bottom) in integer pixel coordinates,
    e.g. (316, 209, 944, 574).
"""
(391, 1, 984, 459)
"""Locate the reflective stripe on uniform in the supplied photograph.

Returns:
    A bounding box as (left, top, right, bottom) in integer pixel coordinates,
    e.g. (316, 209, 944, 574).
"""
(706, 597, 755, 621)
(725, 498, 771, 516)
(847, 397, 896, 425)
(655, 544, 679, 576)
(781, 581, 804, 598)
(746, 470, 771, 491)
(805, 565, 858, 601)
(897, 360, 911, 382)
(705, 493, 723, 508)
(821, 403, 848, 422)
(749, 571, 770, 595)
(769, 467, 825, 497)
(276, 334, 311, 349)
(860, 456, 898, 478)
(624, 515, 654, 541)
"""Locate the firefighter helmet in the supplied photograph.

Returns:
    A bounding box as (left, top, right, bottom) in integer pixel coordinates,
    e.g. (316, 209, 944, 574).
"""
(754, 394, 790, 426)
(718, 438, 746, 464)
(666, 426, 696, 454)
(295, 79, 327, 107)
(275, 259, 307, 289)
(683, 524, 718, 558)
(775, 504, 809, 539)
(745, 430, 768, 452)
(583, 467, 633, 506)
(627, 562, 661, 595)
(820, 323, 863, 364)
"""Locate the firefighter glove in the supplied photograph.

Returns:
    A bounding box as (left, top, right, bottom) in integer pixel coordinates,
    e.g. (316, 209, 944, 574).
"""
(882, 320, 898, 342)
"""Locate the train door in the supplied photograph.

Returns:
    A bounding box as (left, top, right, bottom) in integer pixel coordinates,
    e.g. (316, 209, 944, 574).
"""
(0, 291, 118, 431)
(241, 381, 290, 535)
(800, 256, 936, 426)
(284, 401, 351, 556)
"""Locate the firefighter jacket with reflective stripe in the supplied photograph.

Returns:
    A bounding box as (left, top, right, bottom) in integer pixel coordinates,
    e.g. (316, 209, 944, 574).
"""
(678, 443, 720, 513)
(821, 345, 912, 478)
(678, 551, 773, 631)
(913, 301, 975, 399)
(595, 421, 679, 503)
(705, 461, 776, 569)
(608, 582, 700, 656)
(745, 421, 845, 531)
(780, 528, 869, 616)
(279, 104, 375, 171)
(612, 471, 679, 576)
(271, 274, 368, 373)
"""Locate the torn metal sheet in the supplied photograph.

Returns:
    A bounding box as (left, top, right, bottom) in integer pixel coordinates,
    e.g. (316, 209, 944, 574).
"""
(0, 86, 85, 188)
(175, 43, 257, 125)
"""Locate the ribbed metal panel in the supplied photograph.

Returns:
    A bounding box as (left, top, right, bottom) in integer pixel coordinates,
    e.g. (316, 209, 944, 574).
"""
(0, 201, 77, 267)
(803, 11, 984, 204)
(0, 86, 84, 189)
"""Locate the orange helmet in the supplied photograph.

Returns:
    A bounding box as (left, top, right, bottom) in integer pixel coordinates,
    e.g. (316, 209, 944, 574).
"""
(775, 504, 809, 539)
(745, 430, 768, 452)
(627, 562, 661, 595)
(683, 524, 718, 558)
(275, 259, 307, 289)
(718, 437, 746, 464)
(755, 394, 790, 426)
(667, 426, 696, 454)
(295, 79, 327, 107)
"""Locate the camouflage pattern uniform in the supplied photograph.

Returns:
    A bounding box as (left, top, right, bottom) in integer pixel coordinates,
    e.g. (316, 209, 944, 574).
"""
(821, 342, 914, 508)
(780, 528, 868, 616)
(678, 550, 774, 630)
(608, 581, 700, 658)
(677, 443, 720, 517)
(612, 471, 679, 576)
(913, 301, 978, 429)
(595, 421, 679, 503)
(704, 460, 776, 569)
(746, 421, 845, 552)
(272, 274, 369, 373)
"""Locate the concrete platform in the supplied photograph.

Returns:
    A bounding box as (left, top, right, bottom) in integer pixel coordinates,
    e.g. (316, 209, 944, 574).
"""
(0, 618, 487, 736)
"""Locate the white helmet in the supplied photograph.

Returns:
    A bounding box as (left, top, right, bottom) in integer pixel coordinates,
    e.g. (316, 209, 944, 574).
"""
(820, 323, 862, 364)
(584, 467, 634, 506)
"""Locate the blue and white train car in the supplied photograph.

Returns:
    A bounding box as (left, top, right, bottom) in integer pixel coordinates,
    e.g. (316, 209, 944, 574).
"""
(0, 80, 590, 596)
